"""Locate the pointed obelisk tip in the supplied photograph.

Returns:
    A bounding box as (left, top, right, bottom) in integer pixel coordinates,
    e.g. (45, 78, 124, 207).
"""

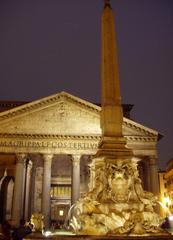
(104, 0, 111, 8)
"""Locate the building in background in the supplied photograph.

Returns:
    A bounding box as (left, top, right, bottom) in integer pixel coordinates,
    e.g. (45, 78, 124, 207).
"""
(0, 92, 161, 227)
(159, 158, 173, 218)
(158, 170, 167, 218)
(0, 0, 163, 229)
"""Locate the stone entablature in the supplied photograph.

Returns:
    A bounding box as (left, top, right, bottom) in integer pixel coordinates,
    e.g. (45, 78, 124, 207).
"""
(0, 92, 160, 228)
(0, 92, 158, 135)
(0, 135, 99, 154)
(0, 92, 159, 156)
(0, 133, 158, 155)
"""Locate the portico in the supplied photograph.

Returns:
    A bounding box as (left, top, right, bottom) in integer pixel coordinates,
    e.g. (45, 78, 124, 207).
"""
(0, 92, 161, 228)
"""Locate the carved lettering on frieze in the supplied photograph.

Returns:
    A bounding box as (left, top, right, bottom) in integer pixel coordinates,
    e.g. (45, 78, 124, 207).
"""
(0, 140, 98, 150)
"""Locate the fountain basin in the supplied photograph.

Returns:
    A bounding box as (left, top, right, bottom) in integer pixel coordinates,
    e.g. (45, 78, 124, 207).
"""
(24, 232, 173, 240)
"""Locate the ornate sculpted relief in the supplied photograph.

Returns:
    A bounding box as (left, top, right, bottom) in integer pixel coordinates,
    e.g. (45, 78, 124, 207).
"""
(70, 158, 163, 235)
(0, 99, 100, 136)
(0, 92, 159, 156)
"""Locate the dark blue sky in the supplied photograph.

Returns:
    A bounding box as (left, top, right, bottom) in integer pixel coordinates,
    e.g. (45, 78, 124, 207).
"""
(0, 0, 173, 169)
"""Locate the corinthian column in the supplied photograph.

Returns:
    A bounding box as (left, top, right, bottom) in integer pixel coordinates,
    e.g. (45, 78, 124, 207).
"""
(12, 153, 26, 227)
(149, 156, 159, 195)
(71, 155, 81, 205)
(42, 154, 53, 229)
(24, 160, 32, 221)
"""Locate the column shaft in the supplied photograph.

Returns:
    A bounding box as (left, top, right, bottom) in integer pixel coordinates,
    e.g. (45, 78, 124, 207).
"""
(20, 159, 27, 220)
(24, 160, 32, 221)
(149, 156, 159, 195)
(88, 158, 95, 191)
(12, 154, 26, 227)
(146, 160, 152, 192)
(29, 160, 37, 216)
(71, 155, 81, 205)
(42, 154, 53, 229)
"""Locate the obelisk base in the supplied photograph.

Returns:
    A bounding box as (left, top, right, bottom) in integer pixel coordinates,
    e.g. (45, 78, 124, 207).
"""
(96, 136, 133, 159)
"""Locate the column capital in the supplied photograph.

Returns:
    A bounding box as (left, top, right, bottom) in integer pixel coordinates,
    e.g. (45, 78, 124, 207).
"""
(43, 154, 53, 163)
(71, 154, 81, 165)
(16, 153, 27, 164)
(27, 160, 33, 171)
(149, 155, 157, 165)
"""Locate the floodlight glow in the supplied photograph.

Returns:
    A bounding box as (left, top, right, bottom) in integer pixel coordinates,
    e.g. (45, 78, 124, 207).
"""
(168, 215, 173, 221)
(59, 210, 64, 216)
(163, 197, 171, 205)
(44, 231, 52, 237)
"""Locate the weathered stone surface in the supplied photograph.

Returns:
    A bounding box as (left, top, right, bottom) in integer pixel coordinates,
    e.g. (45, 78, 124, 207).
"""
(70, 0, 162, 237)
(24, 232, 173, 240)
(0, 92, 158, 156)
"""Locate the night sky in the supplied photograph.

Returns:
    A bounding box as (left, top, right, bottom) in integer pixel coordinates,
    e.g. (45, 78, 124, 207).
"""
(0, 0, 173, 169)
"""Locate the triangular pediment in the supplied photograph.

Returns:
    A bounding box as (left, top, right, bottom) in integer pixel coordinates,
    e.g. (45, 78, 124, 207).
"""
(0, 91, 159, 138)
(0, 92, 101, 135)
(123, 117, 159, 138)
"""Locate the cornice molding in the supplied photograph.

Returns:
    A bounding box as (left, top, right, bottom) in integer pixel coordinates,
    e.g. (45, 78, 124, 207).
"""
(0, 133, 101, 140)
(126, 136, 157, 142)
(123, 118, 158, 137)
(0, 91, 159, 139)
(0, 133, 157, 142)
(0, 92, 100, 122)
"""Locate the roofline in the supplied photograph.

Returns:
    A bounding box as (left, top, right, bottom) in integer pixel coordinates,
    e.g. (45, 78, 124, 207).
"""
(0, 93, 163, 140)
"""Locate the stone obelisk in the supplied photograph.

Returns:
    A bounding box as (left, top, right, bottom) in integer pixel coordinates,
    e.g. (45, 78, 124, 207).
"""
(70, 0, 162, 235)
(96, 0, 132, 160)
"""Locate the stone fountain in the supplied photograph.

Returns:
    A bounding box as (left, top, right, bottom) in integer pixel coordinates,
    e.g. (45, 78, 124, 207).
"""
(70, 158, 163, 235)
(70, 0, 167, 237)
(25, 1, 171, 239)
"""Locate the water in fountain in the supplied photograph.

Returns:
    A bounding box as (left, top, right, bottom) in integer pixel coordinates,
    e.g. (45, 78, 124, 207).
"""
(158, 201, 171, 216)
(41, 205, 77, 237)
(158, 201, 173, 232)
(63, 203, 77, 231)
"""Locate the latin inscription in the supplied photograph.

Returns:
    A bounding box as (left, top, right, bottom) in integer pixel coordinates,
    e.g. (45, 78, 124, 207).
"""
(0, 140, 98, 150)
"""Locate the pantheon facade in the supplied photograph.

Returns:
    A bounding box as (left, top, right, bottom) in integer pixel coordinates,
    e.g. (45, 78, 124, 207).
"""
(0, 91, 161, 227)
